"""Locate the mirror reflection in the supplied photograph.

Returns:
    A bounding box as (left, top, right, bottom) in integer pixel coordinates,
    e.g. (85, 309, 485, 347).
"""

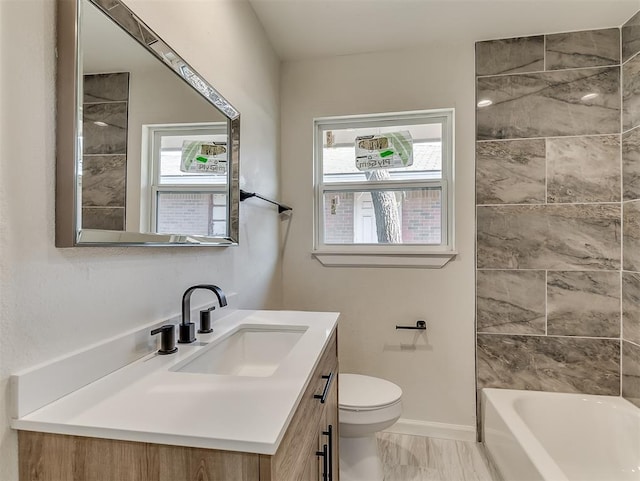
(58, 0, 239, 245)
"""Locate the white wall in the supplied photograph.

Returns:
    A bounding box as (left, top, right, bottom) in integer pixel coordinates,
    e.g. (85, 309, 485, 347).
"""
(0, 1, 280, 479)
(280, 44, 477, 432)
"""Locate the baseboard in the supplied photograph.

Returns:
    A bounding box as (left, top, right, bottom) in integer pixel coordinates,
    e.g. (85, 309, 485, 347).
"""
(384, 417, 476, 442)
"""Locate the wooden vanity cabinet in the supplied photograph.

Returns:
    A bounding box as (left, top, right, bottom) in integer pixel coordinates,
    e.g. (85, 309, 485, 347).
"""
(18, 331, 339, 481)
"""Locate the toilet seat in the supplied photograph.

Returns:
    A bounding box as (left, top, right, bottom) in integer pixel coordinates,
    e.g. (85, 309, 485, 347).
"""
(339, 373, 402, 411)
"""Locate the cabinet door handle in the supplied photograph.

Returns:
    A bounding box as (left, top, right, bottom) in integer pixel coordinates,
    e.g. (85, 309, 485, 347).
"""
(322, 424, 333, 481)
(314, 372, 334, 404)
(316, 443, 328, 481)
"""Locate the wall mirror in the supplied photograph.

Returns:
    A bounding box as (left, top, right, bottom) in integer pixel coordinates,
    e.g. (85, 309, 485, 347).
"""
(56, 0, 240, 246)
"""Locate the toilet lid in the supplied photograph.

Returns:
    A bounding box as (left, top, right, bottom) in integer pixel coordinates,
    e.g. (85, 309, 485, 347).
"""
(339, 373, 402, 410)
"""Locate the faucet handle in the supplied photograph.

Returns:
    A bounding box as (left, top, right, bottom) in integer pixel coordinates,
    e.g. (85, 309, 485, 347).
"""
(150, 325, 178, 355)
(198, 306, 215, 334)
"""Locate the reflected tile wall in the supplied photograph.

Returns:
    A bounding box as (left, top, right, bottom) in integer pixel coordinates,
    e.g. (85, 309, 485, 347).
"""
(623, 10, 640, 63)
(547, 271, 620, 337)
(477, 270, 545, 334)
(622, 341, 640, 408)
(475, 36, 544, 76)
(477, 67, 620, 140)
(477, 204, 620, 270)
(623, 54, 640, 131)
(623, 273, 640, 345)
(82, 207, 125, 231)
(84, 73, 129, 103)
(83, 103, 128, 155)
(82, 155, 126, 207)
(547, 135, 620, 203)
(546, 29, 620, 70)
(476, 139, 545, 205)
(477, 334, 620, 395)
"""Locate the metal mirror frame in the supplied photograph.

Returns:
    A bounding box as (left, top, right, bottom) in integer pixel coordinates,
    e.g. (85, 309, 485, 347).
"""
(56, 0, 240, 247)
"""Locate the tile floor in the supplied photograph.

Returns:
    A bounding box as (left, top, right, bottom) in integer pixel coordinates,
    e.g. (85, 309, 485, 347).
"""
(377, 432, 502, 481)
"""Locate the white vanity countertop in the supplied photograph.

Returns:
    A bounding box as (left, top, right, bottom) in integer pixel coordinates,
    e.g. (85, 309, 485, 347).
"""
(11, 310, 339, 455)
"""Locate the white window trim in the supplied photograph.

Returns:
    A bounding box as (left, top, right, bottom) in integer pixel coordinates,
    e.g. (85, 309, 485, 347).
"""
(140, 123, 227, 233)
(312, 109, 456, 268)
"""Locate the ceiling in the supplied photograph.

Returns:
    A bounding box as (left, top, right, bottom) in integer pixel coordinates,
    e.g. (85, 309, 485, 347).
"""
(248, 0, 640, 61)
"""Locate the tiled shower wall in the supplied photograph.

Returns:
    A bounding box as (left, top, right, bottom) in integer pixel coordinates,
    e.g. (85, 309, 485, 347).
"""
(622, 12, 640, 408)
(82, 72, 129, 231)
(475, 27, 630, 398)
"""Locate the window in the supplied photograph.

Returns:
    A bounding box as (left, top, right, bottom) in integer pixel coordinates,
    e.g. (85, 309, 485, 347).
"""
(313, 110, 455, 267)
(143, 123, 228, 236)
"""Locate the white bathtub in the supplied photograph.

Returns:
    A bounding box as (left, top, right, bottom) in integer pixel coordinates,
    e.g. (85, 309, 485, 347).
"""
(482, 388, 640, 481)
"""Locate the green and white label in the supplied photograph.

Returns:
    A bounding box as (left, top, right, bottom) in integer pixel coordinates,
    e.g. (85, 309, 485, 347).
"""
(181, 141, 228, 174)
(355, 131, 413, 171)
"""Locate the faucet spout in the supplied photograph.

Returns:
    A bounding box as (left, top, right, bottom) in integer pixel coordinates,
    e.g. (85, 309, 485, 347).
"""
(179, 284, 228, 343)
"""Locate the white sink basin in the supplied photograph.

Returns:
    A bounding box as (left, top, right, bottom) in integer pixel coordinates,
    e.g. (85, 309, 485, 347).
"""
(172, 324, 308, 377)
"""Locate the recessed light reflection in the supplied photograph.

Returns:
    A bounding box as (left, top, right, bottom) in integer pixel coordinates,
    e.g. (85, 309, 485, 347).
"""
(93, 121, 108, 127)
(477, 99, 493, 108)
(581, 93, 599, 102)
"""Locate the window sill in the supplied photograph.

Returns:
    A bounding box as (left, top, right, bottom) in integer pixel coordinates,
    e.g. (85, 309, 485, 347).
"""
(311, 251, 457, 268)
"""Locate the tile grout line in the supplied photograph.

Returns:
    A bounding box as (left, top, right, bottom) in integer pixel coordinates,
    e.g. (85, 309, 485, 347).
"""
(476, 332, 622, 341)
(476, 132, 621, 143)
(476, 63, 619, 79)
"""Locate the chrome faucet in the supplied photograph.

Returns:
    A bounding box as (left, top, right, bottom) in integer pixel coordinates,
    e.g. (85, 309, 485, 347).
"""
(179, 284, 228, 343)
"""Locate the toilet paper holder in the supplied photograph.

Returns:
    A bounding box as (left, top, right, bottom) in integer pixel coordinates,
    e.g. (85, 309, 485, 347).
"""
(395, 320, 427, 330)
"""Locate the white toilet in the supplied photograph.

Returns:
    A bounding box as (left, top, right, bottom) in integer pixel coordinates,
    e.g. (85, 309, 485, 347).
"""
(338, 373, 403, 481)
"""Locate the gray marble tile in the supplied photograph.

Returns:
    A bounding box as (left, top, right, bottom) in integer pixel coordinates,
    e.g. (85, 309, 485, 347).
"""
(477, 67, 620, 140)
(547, 135, 620, 203)
(623, 54, 640, 131)
(623, 127, 640, 200)
(547, 271, 620, 337)
(84, 73, 129, 103)
(82, 207, 125, 231)
(477, 334, 620, 395)
(83, 102, 128, 155)
(623, 201, 640, 271)
(476, 37, 544, 76)
(476, 139, 545, 205)
(476, 204, 621, 270)
(546, 29, 620, 70)
(82, 155, 126, 207)
(622, 340, 640, 408)
(476, 270, 545, 334)
(623, 10, 640, 63)
(623, 272, 640, 345)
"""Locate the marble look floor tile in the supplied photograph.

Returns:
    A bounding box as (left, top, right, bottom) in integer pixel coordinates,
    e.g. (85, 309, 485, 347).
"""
(83, 102, 128, 155)
(546, 29, 620, 70)
(82, 207, 125, 231)
(477, 334, 621, 395)
(622, 340, 640, 408)
(475, 36, 544, 76)
(623, 10, 640, 63)
(623, 272, 640, 345)
(84, 73, 129, 103)
(477, 204, 621, 270)
(378, 433, 497, 481)
(623, 201, 640, 271)
(547, 271, 620, 337)
(623, 127, 640, 200)
(477, 67, 620, 140)
(476, 139, 545, 205)
(82, 155, 126, 207)
(623, 54, 640, 131)
(547, 135, 620, 203)
(477, 270, 545, 334)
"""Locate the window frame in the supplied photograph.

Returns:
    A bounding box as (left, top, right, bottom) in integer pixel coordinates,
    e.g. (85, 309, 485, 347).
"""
(141, 122, 228, 234)
(312, 109, 456, 267)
